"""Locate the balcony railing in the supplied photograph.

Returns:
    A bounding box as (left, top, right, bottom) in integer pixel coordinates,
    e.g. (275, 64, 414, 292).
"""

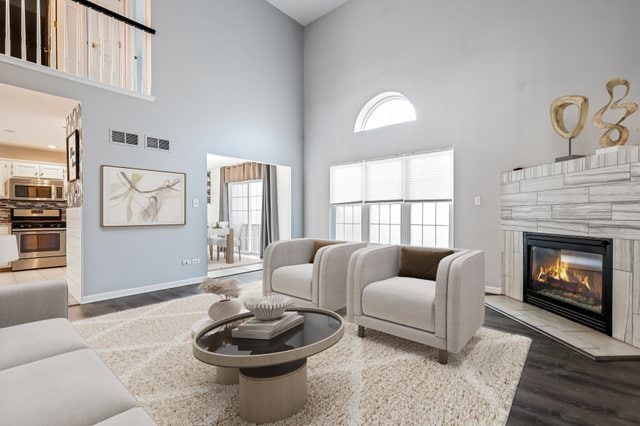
(1, 0, 153, 96)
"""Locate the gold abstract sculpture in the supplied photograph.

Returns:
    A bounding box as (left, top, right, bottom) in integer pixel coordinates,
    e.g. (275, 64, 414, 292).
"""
(593, 78, 638, 147)
(550, 95, 590, 139)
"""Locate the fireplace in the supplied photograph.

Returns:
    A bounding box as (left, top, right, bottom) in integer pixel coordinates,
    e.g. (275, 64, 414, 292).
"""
(523, 233, 612, 335)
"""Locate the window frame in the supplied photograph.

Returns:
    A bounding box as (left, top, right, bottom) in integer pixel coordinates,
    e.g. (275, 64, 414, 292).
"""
(354, 91, 417, 133)
(329, 149, 454, 248)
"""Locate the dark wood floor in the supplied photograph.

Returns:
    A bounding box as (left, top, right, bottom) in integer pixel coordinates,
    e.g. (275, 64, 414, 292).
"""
(70, 271, 640, 425)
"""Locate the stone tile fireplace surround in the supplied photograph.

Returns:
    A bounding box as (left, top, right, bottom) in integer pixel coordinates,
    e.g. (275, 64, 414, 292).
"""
(501, 145, 640, 350)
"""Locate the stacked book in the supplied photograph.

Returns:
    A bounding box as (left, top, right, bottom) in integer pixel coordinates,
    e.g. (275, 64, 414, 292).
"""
(232, 312, 304, 340)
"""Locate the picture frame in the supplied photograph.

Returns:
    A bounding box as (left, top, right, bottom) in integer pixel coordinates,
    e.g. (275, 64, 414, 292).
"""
(101, 165, 186, 227)
(66, 130, 80, 182)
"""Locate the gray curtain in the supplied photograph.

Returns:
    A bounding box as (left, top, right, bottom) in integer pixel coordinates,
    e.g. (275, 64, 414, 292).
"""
(260, 165, 279, 258)
(218, 168, 229, 223)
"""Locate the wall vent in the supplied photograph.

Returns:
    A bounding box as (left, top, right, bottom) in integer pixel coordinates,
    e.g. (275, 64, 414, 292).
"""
(110, 129, 139, 147)
(145, 135, 170, 152)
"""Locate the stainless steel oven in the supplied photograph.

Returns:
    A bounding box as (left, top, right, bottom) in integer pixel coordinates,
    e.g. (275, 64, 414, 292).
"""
(10, 209, 66, 271)
(9, 178, 65, 201)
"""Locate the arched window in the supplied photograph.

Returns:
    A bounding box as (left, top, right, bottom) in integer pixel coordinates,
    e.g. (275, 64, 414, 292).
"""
(354, 92, 416, 133)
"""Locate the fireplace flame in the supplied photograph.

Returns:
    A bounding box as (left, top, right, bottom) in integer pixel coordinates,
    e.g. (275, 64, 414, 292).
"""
(534, 258, 592, 291)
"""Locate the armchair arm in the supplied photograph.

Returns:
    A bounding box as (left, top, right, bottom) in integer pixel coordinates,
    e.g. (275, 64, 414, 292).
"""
(262, 239, 315, 295)
(444, 250, 485, 353)
(315, 242, 367, 311)
(346, 245, 400, 321)
(0, 280, 68, 329)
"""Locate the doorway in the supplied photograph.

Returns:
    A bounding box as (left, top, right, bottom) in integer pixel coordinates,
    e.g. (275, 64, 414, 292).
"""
(0, 83, 82, 306)
(206, 154, 292, 278)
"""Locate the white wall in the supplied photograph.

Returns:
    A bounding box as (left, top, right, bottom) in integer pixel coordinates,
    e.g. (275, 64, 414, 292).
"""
(0, 0, 303, 300)
(303, 0, 640, 288)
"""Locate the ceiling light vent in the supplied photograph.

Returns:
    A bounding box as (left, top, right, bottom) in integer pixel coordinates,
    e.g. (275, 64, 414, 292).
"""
(145, 135, 170, 152)
(110, 129, 139, 147)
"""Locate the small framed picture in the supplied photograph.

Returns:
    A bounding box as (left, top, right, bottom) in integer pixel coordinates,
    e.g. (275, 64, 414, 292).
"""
(66, 130, 80, 182)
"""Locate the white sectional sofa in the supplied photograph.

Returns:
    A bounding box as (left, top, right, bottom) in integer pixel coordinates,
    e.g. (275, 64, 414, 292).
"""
(0, 280, 156, 425)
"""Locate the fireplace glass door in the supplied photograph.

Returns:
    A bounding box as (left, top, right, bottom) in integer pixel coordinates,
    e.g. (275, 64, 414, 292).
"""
(529, 247, 603, 314)
(523, 232, 612, 335)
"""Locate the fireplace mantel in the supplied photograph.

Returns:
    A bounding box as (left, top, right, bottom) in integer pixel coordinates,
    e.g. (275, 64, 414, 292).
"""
(500, 145, 640, 349)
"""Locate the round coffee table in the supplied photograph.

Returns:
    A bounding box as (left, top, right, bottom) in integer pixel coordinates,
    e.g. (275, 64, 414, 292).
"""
(193, 307, 344, 424)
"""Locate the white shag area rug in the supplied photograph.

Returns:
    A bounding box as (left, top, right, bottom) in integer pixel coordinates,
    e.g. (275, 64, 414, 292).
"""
(72, 282, 531, 425)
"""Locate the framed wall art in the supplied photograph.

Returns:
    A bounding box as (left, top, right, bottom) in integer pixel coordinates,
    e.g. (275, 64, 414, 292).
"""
(101, 165, 186, 227)
(66, 130, 80, 182)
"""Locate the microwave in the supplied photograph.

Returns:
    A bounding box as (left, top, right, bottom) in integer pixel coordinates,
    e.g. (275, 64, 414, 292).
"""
(8, 178, 66, 201)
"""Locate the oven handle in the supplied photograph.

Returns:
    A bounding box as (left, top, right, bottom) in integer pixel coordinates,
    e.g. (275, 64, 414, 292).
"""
(12, 229, 66, 233)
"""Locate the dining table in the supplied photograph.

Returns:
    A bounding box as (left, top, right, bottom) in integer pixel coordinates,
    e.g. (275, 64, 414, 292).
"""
(208, 227, 235, 264)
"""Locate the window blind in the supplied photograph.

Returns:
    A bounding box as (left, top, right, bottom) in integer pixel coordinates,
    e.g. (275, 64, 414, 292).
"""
(364, 157, 403, 202)
(330, 149, 453, 204)
(404, 150, 453, 201)
(330, 162, 363, 204)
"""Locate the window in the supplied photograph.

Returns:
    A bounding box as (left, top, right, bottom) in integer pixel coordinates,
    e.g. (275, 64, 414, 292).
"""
(334, 204, 362, 241)
(330, 150, 454, 248)
(354, 92, 417, 133)
(369, 203, 401, 244)
(229, 180, 262, 255)
(410, 202, 451, 248)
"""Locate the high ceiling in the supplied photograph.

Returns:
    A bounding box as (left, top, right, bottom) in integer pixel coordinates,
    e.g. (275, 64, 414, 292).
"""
(265, 0, 350, 25)
(0, 83, 79, 152)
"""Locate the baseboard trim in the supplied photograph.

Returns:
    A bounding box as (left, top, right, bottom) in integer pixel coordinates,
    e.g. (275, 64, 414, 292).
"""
(81, 276, 207, 304)
(485, 285, 502, 295)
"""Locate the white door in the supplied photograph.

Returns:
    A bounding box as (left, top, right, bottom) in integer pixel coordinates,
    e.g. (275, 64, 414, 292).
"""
(39, 164, 65, 180)
(11, 163, 40, 178)
(59, 0, 86, 77)
(87, 0, 124, 86)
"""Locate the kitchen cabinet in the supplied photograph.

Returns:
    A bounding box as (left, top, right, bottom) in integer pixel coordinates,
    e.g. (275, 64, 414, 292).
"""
(0, 162, 7, 198)
(39, 164, 65, 180)
(11, 162, 40, 178)
(10, 162, 65, 180)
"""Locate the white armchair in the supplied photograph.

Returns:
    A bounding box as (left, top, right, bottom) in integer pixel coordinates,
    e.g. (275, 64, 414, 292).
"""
(347, 245, 485, 364)
(263, 238, 367, 311)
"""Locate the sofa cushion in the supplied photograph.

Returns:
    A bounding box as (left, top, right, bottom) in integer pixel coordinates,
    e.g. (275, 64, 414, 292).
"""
(398, 247, 454, 281)
(272, 263, 314, 300)
(95, 407, 156, 425)
(309, 240, 340, 263)
(0, 318, 89, 371)
(362, 276, 436, 332)
(0, 349, 141, 426)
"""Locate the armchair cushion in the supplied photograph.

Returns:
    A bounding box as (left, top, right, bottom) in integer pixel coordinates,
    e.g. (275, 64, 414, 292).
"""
(398, 247, 454, 281)
(271, 263, 314, 300)
(361, 276, 436, 332)
(309, 240, 340, 263)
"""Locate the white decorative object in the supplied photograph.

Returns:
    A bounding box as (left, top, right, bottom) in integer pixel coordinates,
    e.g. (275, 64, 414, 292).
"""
(198, 278, 243, 323)
(208, 299, 243, 321)
(243, 294, 293, 321)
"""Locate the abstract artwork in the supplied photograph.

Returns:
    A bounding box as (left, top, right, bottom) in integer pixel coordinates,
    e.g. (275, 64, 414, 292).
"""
(593, 78, 639, 148)
(101, 166, 186, 227)
(550, 95, 589, 140)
